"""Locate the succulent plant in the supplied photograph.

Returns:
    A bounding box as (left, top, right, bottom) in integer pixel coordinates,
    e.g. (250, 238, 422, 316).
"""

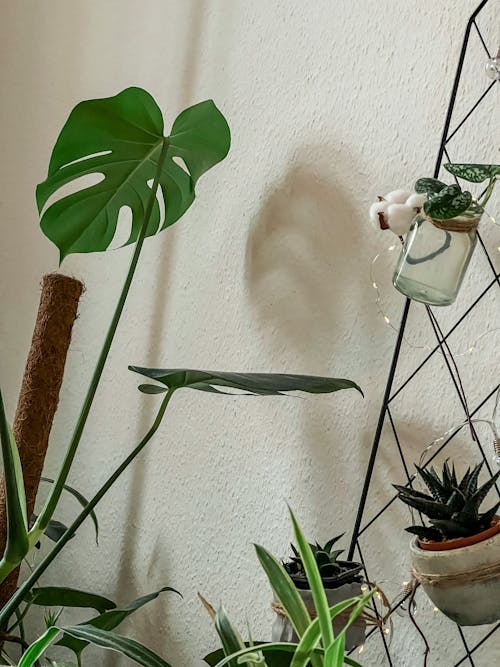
(284, 534, 347, 579)
(394, 461, 500, 542)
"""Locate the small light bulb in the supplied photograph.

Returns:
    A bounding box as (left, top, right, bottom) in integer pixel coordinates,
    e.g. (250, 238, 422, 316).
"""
(384, 627, 390, 635)
(358, 645, 365, 655)
(384, 316, 390, 324)
(433, 607, 439, 614)
(372, 281, 378, 289)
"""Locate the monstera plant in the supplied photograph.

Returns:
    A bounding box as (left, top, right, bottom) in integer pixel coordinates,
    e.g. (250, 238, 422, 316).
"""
(0, 88, 363, 666)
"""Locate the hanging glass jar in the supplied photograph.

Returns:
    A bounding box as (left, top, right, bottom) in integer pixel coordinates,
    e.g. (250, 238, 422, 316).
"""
(392, 210, 480, 306)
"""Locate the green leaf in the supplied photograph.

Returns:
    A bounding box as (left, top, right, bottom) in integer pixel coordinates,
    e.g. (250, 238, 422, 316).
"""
(254, 546, 311, 638)
(130, 368, 363, 397)
(0, 390, 29, 567)
(138, 384, 168, 394)
(423, 184, 472, 220)
(40, 477, 99, 543)
(214, 606, 246, 667)
(324, 633, 345, 667)
(288, 508, 334, 651)
(414, 177, 446, 195)
(37, 87, 230, 261)
(290, 598, 360, 667)
(57, 586, 179, 656)
(204, 645, 291, 667)
(444, 163, 500, 183)
(18, 627, 61, 667)
(24, 586, 116, 613)
(61, 624, 173, 667)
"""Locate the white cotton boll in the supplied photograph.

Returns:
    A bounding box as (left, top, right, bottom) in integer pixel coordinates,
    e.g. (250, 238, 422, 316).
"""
(369, 200, 390, 230)
(406, 193, 427, 210)
(385, 189, 412, 204)
(387, 203, 415, 235)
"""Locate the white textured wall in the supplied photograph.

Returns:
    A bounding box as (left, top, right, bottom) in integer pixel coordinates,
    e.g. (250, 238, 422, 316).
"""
(1, 1, 499, 665)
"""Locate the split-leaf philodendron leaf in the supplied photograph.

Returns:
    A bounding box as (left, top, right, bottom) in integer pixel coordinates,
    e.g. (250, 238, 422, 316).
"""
(36, 87, 230, 262)
(128, 367, 363, 397)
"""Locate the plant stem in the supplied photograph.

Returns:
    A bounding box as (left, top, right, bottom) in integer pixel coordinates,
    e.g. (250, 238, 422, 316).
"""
(478, 176, 497, 210)
(32, 138, 169, 536)
(0, 389, 174, 626)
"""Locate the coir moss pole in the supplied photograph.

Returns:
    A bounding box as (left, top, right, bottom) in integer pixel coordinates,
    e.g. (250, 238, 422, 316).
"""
(0, 273, 83, 606)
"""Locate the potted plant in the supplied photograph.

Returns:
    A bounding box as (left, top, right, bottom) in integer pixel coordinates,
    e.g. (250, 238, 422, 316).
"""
(370, 163, 499, 306)
(202, 509, 374, 667)
(272, 534, 365, 651)
(394, 460, 500, 625)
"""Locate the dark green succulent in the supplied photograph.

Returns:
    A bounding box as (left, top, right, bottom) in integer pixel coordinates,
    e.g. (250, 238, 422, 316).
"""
(394, 461, 500, 543)
(285, 535, 345, 579)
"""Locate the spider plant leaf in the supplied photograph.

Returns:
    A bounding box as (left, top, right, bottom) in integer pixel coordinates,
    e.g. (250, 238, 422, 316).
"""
(60, 624, 173, 667)
(444, 163, 500, 183)
(288, 508, 334, 650)
(37, 87, 230, 262)
(324, 633, 345, 667)
(0, 390, 29, 567)
(129, 368, 363, 397)
(213, 606, 246, 667)
(18, 626, 61, 667)
(423, 184, 472, 220)
(289, 598, 360, 667)
(254, 545, 312, 638)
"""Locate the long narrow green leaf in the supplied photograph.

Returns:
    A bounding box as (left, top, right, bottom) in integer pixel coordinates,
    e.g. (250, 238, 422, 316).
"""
(130, 368, 363, 397)
(290, 598, 360, 667)
(24, 586, 116, 613)
(0, 390, 29, 567)
(18, 627, 61, 667)
(324, 634, 345, 667)
(57, 586, 179, 655)
(61, 624, 173, 667)
(254, 544, 323, 667)
(289, 508, 334, 649)
(40, 477, 99, 543)
(214, 606, 246, 667)
(214, 643, 307, 667)
(254, 545, 311, 637)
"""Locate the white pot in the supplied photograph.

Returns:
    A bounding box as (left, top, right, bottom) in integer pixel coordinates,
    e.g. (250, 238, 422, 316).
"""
(410, 528, 500, 626)
(271, 581, 366, 651)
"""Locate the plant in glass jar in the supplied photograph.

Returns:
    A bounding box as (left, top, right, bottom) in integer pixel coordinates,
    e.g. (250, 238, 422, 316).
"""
(370, 163, 499, 306)
(394, 460, 500, 626)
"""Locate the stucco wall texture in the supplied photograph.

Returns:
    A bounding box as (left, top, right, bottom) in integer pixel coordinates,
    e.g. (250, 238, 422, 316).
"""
(0, 1, 499, 665)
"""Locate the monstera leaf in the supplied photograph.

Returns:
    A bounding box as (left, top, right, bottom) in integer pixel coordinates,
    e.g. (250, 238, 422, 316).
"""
(423, 184, 472, 220)
(129, 367, 363, 396)
(444, 163, 500, 183)
(36, 87, 230, 261)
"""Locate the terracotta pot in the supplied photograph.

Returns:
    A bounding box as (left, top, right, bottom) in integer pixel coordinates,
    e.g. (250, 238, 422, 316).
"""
(410, 518, 500, 626)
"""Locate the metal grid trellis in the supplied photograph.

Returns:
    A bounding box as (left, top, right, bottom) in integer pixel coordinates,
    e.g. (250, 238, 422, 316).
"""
(347, 1, 499, 664)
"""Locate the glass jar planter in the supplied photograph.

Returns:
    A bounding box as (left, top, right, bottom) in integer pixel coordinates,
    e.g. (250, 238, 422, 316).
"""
(392, 212, 480, 306)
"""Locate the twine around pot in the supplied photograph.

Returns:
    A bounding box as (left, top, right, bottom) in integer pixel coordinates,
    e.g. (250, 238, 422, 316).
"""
(271, 584, 391, 629)
(420, 210, 480, 233)
(412, 559, 500, 588)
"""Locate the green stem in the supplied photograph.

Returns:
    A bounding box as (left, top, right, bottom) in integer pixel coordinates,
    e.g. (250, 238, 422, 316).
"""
(32, 138, 169, 536)
(478, 176, 497, 210)
(0, 390, 174, 626)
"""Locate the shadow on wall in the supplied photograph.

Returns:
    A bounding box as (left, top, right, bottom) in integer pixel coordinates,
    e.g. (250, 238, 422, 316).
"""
(245, 156, 374, 527)
(246, 161, 366, 368)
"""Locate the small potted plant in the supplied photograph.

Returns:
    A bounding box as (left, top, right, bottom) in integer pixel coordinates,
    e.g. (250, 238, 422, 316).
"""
(370, 163, 499, 306)
(394, 460, 500, 625)
(271, 534, 366, 650)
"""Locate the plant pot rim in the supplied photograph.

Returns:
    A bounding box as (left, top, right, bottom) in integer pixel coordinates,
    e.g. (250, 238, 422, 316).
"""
(416, 516, 500, 552)
(288, 560, 364, 589)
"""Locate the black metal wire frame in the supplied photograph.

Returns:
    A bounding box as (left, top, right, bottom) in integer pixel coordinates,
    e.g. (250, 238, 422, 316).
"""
(347, 1, 499, 664)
